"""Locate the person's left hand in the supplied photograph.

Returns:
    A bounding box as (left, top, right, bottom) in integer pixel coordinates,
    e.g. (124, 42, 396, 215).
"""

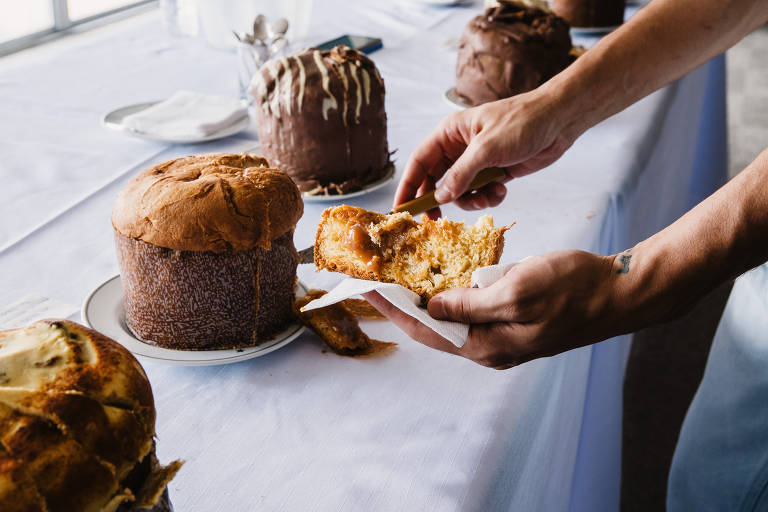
(364, 250, 626, 369)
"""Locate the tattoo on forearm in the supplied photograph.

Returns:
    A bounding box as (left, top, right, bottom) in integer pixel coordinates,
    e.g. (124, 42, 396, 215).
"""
(616, 249, 632, 274)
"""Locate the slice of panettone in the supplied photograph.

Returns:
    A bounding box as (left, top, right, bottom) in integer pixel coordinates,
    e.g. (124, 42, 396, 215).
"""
(314, 205, 510, 302)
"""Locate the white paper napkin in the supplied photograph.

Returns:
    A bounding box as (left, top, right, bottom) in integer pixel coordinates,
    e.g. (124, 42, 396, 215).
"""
(0, 294, 79, 330)
(302, 263, 518, 347)
(122, 90, 248, 139)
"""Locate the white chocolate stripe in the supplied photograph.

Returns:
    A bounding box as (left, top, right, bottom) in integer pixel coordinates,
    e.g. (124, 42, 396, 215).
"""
(266, 60, 281, 119)
(294, 55, 306, 113)
(361, 69, 371, 105)
(313, 50, 338, 120)
(349, 63, 363, 122)
(337, 62, 349, 127)
(279, 57, 292, 116)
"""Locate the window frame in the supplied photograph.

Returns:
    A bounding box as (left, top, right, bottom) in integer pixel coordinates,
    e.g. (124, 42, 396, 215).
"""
(0, 0, 157, 58)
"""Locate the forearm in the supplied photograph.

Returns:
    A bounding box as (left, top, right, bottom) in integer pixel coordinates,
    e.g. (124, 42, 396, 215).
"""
(610, 149, 768, 331)
(541, 0, 768, 139)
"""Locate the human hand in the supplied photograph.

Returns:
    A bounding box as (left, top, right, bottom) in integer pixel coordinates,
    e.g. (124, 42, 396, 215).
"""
(364, 250, 624, 369)
(395, 90, 578, 219)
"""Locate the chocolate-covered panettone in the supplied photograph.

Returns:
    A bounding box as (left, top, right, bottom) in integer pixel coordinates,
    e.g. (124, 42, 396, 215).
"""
(250, 45, 392, 195)
(456, 1, 572, 106)
(112, 153, 303, 350)
(0, 319, 181, 512)
(551, 0, 625, 28)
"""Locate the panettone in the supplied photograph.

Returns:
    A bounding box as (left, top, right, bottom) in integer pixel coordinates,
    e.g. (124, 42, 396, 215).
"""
(456, 1, 573, 106)
(0, 319, 181, 512)
(251, 46, 392, 195)
(314, 205, 509, 301)
(112, 153, 304, 350)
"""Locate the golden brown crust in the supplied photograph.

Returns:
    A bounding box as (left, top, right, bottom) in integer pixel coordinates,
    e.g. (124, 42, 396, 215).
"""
(315, 205, 510, 301)
(0, 403, 120, 512)
(112, 153, 303, 252)
(0, 446, 48, 512)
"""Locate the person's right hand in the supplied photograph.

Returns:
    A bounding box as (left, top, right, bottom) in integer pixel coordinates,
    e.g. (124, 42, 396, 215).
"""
(364, 250, 630, 369)
(395, 89, 580, 219)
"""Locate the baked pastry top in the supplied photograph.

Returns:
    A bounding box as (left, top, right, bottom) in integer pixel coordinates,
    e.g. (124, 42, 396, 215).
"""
(112, 153, 303, 253)
(0, 319, 181, 512)
(314, 205, 509, 301)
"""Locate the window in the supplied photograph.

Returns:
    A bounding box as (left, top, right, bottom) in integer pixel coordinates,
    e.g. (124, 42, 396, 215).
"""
(0, 0, 157, 57)
(0, 1, 54, 43)
(68, 0, 143, 21)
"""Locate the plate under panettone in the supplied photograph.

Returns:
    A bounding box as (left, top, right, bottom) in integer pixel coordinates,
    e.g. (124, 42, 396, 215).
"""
(241, 145, 396, 202)
(301, 162, 396, 202)
(82, 275, 307, 366)
(443, 87, 473, 110)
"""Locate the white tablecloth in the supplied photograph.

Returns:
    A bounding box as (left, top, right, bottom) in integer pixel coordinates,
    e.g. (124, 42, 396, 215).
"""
(0, 2, 726, 510)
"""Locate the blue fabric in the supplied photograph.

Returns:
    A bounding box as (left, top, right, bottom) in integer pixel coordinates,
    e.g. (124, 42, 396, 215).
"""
(668, 263, 768, 511)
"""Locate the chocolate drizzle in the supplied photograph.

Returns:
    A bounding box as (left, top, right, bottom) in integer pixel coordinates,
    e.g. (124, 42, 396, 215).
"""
(455, 1, 572, 106)
(251, 45, 391, 194)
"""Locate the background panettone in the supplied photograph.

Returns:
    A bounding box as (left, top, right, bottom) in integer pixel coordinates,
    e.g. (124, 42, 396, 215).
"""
(0, 319, 181, 512)
(251, 46, 391, 195)
(456, 1, 573, 106)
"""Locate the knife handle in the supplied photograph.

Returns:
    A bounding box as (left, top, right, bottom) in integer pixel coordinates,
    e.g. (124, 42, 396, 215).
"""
(390, 166, 507, 216)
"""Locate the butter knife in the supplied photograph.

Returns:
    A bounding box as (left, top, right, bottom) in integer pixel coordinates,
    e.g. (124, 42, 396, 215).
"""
(298, 166, 507, 264)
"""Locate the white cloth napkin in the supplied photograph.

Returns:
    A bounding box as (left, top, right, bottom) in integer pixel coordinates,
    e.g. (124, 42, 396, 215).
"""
(121, 90, 248, 139)
(302, 263, 517, 347)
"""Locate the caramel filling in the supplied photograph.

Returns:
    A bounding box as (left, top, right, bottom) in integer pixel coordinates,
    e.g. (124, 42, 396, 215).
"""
(344, 223, 381, 274)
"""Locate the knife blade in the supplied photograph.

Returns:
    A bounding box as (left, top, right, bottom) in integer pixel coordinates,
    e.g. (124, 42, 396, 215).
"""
(298, 166, 507, 264)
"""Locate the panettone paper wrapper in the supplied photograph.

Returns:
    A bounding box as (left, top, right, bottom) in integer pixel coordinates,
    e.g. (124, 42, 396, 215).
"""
(125, 455, 183, 512)
(131, 460, 183, 512)
(129, 489, 173, 512)
(301, 263, 517, 347)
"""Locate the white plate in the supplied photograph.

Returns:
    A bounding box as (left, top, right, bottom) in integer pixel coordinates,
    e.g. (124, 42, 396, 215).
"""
(570, 25, 621, 35)
(301, 162, 396, 202)
(81, 275, 307, 366)
(443, 87, 473, 110)
(239, 145, 396, 203)
(101, 102, 250, 144)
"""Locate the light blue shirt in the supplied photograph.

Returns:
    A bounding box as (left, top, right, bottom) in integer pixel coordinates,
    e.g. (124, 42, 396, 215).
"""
(668, 263, 768, 510)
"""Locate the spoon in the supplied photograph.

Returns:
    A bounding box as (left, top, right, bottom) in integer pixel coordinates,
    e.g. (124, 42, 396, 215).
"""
(268, 17, 289, 38)
(252, 14, 268, 43)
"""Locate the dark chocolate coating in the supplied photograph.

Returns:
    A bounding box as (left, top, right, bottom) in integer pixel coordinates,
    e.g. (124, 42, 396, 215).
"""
(551, 0, 625, 28)
(455, 2, 572, 106)
(116, 230, 298, 350)
(251, 45, 391, 194)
